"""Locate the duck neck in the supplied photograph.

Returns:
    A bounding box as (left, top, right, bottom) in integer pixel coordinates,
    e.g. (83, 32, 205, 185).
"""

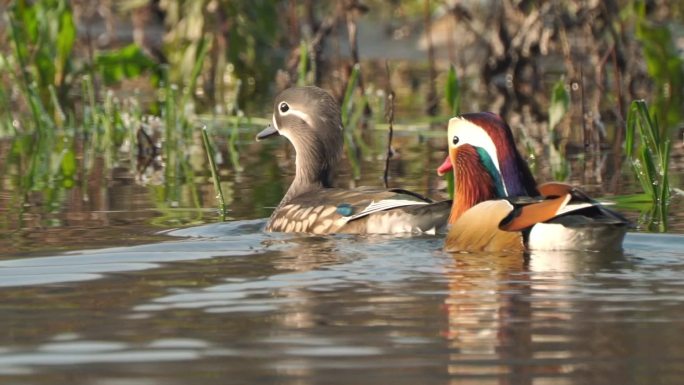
(500, 149, 539, 197)
(490, 130, 538, 197)
(449, 147, 500, 224)
(280, 136, 338, 206)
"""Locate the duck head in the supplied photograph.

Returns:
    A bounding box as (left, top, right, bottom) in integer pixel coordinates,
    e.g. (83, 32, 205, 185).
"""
(256, 86, 344, 193)
(437, 112, 538, 223)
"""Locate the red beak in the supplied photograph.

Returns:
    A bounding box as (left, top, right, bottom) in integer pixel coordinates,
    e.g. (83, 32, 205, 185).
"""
(436, 155, 453, 176)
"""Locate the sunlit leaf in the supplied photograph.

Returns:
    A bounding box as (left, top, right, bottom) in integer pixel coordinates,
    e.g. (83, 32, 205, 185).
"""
(95, 44, 159, 85)
(61, 149, 76, 177)
(55, 4, 75, 85)
(548, 79, 569, 130)
(297, 40, 309, 87)
(201, 126, 227, 220)
(341, 64, 360, 128)
(444, 172, 454, 200)
(445, 65, 460, 116)
(625, 99, 672, 231)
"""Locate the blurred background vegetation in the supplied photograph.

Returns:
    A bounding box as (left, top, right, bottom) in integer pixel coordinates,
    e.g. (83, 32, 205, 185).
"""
(2, 0, 683, 123)
(0, 0, 683, 240)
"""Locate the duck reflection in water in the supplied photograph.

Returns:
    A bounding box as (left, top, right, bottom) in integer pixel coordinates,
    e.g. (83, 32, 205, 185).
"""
(442, 248, 625, 382)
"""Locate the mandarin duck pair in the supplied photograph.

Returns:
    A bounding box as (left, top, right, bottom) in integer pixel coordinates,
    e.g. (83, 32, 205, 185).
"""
(256, 86, 629, 252)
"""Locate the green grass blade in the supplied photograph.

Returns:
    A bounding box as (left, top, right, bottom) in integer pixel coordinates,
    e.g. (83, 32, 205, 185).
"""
(55, 3, 75, 87)
(445, 65, 460, 116)
(297, 40, 309, 86)
(625, 100, 637, 157)
(549, 78, 569, 130)
(48, 85, 66, 129)
(445, 171, 454, 200)
(341, 64, 360, 128)
(180, 36, 210, 114)
(201, 126, 227, 220)
(7, 11, 45, 133)
(640, 146, 657, 196)
(228, 115, 243, 172)
(625, 99, 672, 232)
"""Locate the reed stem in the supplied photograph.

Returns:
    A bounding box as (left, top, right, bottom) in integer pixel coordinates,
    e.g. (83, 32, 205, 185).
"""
(201, 125, 227, 220)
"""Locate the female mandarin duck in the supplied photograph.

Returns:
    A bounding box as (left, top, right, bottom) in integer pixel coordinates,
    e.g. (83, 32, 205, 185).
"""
(437, 112, 630, 252)
(256, 86, 450, 234)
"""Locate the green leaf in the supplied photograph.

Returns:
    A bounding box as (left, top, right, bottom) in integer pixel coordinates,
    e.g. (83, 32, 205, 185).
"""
(640, 146, 657, 193)
(635, 159, 654, 198)
(95, 44, 159, 85)
(445, 65, 460, 116)
(55, 4, 76, 85)
(60, 148, 76, 177)
(341, 64, 360, 127)
(176, 36, 211, 113)
(548, 78, 569, 130)
(201, 126, 227, 219)
(19, 3, 39, 42)
(625, 100, 638, 157)
(297, 40, 309, 87)
(444, 171, 454, 199)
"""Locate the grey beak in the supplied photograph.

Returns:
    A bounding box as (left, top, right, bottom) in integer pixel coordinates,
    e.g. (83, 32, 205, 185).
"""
(255, 124, 280, 141)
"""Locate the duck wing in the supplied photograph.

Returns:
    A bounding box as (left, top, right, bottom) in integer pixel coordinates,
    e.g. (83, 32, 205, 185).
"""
(445, 200, 524, 252)
(342, 199, 452, 234)
(500, 185, 631, 231)
(267, 188, 450, 234)
(495, 185, 630, 251)
(445, 185, 631, 252)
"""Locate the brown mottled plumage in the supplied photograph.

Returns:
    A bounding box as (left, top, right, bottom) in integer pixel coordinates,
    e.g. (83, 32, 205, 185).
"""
(256, 86, 450, 235)
(265, 187, 451, 234)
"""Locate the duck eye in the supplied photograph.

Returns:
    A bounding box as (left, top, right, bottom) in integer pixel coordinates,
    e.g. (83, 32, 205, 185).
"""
(452, 135, 459, 145)
(279, 102, 289, 113)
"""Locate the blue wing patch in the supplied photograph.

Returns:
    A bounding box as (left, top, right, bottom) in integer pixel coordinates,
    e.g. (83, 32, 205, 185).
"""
(336, 203, 354, 216)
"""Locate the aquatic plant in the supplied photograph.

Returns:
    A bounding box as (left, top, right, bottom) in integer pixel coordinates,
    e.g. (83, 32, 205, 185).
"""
(625, 99, 671, 232)
(547, 78, 570, 181)
(95, 44, 161, 86)
(383, 61, 395, 189)
(296, 40, 316, 87)
(6, 0, 76, 114)
(443, 65, 460, 199)
(201, 126, 227, 220)
(341, 64, 363, 179)
(158, 0, 280, 104)
(445, 65, 460, 117)
(3, 1, 158, 140)
(632, 0, 684, 129)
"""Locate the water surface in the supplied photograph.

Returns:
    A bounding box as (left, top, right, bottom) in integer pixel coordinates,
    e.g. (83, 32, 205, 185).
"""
(1, 219, 684, 384)
(1, 129, 684, 384)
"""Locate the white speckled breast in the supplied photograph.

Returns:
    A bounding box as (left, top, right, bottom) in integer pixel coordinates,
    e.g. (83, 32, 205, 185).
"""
(267, 203, 346, 234)
(264, 186, 450, 235)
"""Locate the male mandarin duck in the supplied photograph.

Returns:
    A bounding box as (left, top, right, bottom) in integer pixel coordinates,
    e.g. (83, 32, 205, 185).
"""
(256, 86, 450, 234)
(437, 112, 630, 252)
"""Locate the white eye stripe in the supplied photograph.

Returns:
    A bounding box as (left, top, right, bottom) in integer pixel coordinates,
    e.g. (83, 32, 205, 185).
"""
(448, 116, 507, 194)
(280, 107, 315, 128)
